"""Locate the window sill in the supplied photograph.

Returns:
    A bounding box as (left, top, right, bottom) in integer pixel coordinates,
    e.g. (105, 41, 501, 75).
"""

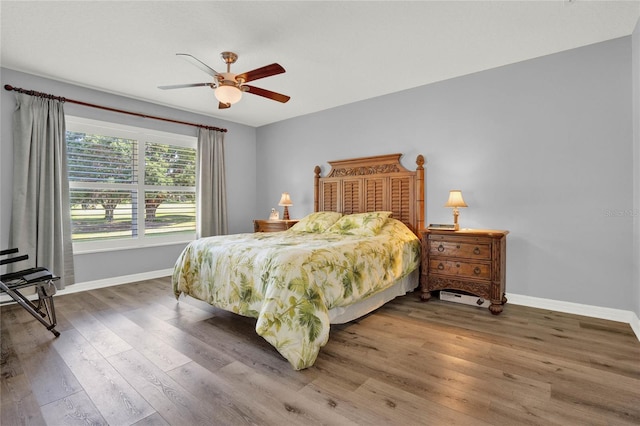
(73, 237, 193, 255)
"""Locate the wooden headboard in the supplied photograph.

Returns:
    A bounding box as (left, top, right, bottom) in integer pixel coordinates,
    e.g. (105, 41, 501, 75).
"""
(314, 153, 425, 235)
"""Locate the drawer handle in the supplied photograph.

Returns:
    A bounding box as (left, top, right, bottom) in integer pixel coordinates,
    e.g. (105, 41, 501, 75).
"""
(437, 263, 444, 270)
(456, 244, 460, 249)
(437, 244, 445, 252)
(473, 267, 481, 275)
(473, 247, 481, 255)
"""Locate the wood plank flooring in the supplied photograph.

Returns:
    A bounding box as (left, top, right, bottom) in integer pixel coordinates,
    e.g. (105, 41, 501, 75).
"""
(2, 277, 639, 425)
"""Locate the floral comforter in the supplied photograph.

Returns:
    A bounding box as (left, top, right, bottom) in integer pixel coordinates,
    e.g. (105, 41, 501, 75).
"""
(172, 218, 420, 369)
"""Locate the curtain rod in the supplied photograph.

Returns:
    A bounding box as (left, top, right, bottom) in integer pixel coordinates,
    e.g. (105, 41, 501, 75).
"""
(3, 84, 227, 133)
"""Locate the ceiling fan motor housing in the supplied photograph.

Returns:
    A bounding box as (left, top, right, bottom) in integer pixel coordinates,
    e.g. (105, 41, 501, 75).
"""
(218, 73, 238, 87)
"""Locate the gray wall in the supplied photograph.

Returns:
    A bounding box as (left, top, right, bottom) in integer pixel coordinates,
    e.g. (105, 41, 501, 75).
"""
(257, 36, 636, 312)
(633, 19, 640, 318)
(1, 68, 257, 283)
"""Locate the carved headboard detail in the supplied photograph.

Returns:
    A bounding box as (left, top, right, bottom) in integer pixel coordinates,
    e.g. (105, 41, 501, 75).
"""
(314, 153, 425, 235)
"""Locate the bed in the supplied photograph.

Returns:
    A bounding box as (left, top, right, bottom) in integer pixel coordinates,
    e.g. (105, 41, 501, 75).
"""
(172, 153, 425, 369)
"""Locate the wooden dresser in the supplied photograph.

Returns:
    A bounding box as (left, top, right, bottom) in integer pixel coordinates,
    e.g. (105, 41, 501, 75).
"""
(253, 219, 298, 233)
(420, 228, 508, 314)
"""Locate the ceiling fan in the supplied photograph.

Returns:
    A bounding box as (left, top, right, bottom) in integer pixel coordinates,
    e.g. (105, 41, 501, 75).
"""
(158, 51, 290, 109)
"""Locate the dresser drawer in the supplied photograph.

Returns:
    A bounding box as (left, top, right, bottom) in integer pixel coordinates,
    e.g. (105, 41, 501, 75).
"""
(428, 259, 491, 280)
(254, 219, 298, 232)
(428, 237, 491, 260)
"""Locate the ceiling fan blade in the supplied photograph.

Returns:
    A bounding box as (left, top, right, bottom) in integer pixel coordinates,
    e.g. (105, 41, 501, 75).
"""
(218, 102, 231, 109)
(176, 53, 220, 77)
(158, 83, 212, 90)
(236, 63, 285, 83)
(243, 85, 290, 103)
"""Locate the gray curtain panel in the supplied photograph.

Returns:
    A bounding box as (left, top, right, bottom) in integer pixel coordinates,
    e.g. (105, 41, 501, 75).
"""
(9, 93, 75, 288)
(196, 128, 228, 238)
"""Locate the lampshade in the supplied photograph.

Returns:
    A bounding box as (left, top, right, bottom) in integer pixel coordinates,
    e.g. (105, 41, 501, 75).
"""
(444, 190, 468, 208)
(215, 85, 243, 105)
(278, 192, 293, 206)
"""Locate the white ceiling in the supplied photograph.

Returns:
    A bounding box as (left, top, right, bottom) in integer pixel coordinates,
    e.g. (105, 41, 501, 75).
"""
(1, 1, 639, 127)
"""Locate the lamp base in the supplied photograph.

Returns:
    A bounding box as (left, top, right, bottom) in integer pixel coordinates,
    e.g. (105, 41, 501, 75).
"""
(452, 208, 460, 231)
(282, 206, 290, 220)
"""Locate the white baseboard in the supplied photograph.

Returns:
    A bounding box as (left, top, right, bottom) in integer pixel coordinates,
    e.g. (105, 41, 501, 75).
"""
(507, 293, 640, 341)
(0, 268, 173, 303)
(56, 268, 174, 295)
(3, 272, 639, 342)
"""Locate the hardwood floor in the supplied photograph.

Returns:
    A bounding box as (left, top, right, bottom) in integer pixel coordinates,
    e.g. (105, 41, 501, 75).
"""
(2, 277, 639, 425)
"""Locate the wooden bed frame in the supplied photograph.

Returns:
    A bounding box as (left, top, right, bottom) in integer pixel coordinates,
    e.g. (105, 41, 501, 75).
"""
(314, 153, 425, 235)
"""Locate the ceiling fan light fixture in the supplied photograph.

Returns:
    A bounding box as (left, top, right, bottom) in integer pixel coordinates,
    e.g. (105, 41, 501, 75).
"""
(215, 85, 242, 105)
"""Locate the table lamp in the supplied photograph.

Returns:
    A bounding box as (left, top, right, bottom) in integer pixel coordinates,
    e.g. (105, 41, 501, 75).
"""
(444, 190, 467, 231)
(278, 192, 293, 220)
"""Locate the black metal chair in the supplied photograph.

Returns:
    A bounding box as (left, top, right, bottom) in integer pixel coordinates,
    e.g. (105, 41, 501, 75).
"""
(1, 248, 60, 337)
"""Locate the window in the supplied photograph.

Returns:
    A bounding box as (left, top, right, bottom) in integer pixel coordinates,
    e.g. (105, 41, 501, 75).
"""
(66, 117, 197, 251)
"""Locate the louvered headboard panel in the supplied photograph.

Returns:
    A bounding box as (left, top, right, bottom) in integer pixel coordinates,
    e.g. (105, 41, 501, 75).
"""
(314, 153, 425, 235)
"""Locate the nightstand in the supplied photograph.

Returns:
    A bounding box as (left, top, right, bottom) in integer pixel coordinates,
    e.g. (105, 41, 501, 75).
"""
(253, 219, 298, 233)
(420, 228, 508, 315)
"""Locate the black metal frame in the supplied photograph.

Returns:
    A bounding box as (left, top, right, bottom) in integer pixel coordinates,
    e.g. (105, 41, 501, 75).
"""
(1, 248, 60, 337)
